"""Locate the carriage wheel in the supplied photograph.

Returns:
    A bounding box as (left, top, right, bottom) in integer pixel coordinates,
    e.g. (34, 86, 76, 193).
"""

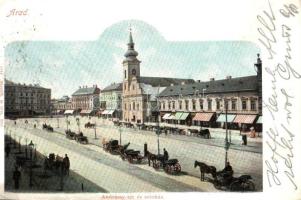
(175, 163, 181, 173)
(229, 180, 242, 191)
(128, 156, 133, 164)
(153, 162, 160, 170)
(121, 155, 125, 161)
(230, 180, 255, 192)
(164, 165, 171, 174)
(137, 157, 142, 164)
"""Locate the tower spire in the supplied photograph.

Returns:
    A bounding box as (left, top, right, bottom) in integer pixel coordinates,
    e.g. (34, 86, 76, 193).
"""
(124, 26, 138, 60)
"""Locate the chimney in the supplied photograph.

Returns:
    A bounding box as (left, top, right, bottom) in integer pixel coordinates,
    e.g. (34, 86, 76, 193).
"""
(79, 86, 81, 89)
(210, 78, 215, 81)
(226, 76, 232, 80)
(197, 80, 201, 83)
(181, 81, 185, 85)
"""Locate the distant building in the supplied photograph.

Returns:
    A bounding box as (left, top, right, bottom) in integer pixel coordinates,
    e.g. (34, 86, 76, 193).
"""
(100, 82, 122, 119)
(122, 30, 195, 124)
(71, 85, 100, 115)
(4, 79, 51, 117)
(51, 95, 72, 114)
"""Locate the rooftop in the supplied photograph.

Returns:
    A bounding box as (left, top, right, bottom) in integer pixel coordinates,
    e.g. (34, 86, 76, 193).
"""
(158, 75, 258, 97)
(72, 86, 100, 96)
(138, 76, 195, 87)
(102, 82, 122, 92)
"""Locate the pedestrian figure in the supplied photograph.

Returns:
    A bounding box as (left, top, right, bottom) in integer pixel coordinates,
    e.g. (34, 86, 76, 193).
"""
(13, 166, 21, 190)
(34, 124, 36, 128)
(249, 127, 256, 138)
(63, 154, 70, 175)
(163, 148, 169, 167)
(5, 144, 11, 158)
(241, 124, 248, 145)
(14, 121, 16, 125)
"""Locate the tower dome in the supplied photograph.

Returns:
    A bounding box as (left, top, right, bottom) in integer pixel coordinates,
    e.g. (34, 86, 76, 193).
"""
(124, 29, 139, 60)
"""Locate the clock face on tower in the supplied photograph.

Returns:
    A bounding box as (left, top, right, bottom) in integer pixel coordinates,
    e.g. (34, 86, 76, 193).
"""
(132, 69, 136, 75)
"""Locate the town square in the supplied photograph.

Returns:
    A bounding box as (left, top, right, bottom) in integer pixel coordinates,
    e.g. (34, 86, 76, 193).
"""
(4, 21, 262, 193)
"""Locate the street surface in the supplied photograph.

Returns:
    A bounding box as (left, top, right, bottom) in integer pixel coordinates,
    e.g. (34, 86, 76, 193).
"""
(5, 116, 262, 192)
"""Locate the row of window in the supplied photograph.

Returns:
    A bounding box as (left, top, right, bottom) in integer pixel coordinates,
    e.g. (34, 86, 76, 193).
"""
(160, 98, 257, 111)
(124, 102, 140, 111)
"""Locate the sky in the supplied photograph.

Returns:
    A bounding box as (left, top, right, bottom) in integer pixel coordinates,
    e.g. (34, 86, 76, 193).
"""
(5, 20, 260, 99)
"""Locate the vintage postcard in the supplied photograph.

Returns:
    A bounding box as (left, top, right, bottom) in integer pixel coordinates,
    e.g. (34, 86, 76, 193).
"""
(0, 0, 300, 199)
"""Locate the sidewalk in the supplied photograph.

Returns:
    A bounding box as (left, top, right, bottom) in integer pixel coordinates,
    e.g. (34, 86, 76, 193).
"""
(4, 136, 106, 193)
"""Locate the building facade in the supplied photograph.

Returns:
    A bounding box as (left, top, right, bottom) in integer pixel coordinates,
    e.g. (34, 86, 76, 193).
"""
(122, 30, 195, 124)
(5, 80, 51, 117)
(71, 85, 101, 115)
(51, 95, 72, 114)
(157, 55, 262, 131)
(100, 82, 123, 119)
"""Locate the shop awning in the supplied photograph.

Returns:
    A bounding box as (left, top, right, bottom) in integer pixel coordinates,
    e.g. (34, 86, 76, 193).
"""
(162, 113, 171, 119)
(233, 114, 257, 124)
(80, 110, 92, 114)
(179, 112, 189, 120)
(166, 113, 175, 120)
(216, 114, 236, 123)
(256, 116, 262, 124)
(174, 112, 183, 120)
(102, 110, 109, 114)
(64, 110, 74, 114)
(107, 110, 115, 115)
(96, 110, 103, 115)
(192, 112, 214, 122)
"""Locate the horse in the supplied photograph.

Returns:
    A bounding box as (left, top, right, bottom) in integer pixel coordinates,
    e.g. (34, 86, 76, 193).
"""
(146, 151, 164, 168)
(194, 160, 217, 181)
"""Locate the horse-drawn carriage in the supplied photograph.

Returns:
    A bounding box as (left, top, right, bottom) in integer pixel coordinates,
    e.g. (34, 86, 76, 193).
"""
(42, 124, 54, 132)
(65, 129, 76, 140)
(194, 160, 255, 191)
(121, 149, 144, 164)
(163, 159, 182, 174)
(44, 153, 68, 175)
(103, 139, 119, 153)
(195, 129, 211, 139)
(214, 173, 255, 191)
(74, 132, 88, 144)
(84, 122, 95, 128)
(147, 151, 181, 174)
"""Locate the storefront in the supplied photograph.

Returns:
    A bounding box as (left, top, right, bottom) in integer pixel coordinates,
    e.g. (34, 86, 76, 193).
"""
(192, 112, 215, 128)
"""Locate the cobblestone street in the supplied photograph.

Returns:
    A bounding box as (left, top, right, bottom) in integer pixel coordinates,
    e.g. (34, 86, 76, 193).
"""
(5, 117, 262, 192)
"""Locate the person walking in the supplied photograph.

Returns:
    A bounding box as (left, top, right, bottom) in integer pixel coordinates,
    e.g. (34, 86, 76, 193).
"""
(63, 154, 70, 175)
(13, 166, 21, 190)
(241, 124, 248, 145)
(5, 144, 11, 158)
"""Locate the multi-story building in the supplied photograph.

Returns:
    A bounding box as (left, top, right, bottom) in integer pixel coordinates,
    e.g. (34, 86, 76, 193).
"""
(122, 30, 195, 124)
(100, 82, 123, 119)
(71, 85, 101, 115)
(157, 55, 262, 132)
(51, 95, 72, 114)
(4, 79, 51, 117)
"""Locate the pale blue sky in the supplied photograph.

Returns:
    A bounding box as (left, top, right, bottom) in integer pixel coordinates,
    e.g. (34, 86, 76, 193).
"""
(5, 20, 260, 99)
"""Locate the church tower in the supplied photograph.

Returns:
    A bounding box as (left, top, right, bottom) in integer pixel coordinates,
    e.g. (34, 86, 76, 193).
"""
(122, 29, 141, 86)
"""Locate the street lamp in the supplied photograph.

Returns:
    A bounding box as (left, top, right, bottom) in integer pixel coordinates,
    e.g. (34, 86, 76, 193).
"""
(76, 118, 80, 133)
(202, 88, 207, 98)
(223, 99, 230, 167)
(25, 138, 28, 159)
(18, 136, 22, 154)
(94, 119, 97, 139)
(28, 140, 34, 187)
(119, 126, 122, 145)
(65, 115, 69, 131)
(156, 126, 161, 155)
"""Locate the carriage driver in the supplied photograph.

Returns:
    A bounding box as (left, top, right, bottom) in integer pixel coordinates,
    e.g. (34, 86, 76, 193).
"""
(219, 162, 234, 181)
